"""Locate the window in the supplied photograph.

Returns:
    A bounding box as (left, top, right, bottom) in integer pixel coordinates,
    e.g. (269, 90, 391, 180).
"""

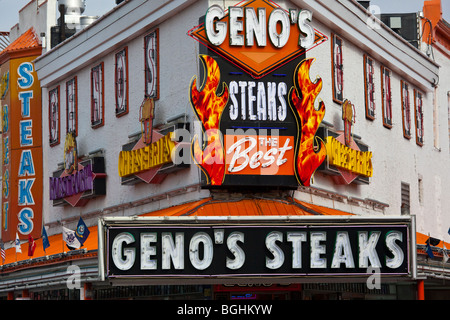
(49, 86, 60, 146)
(414, 89, 424, 146)
(66, 77, 77, 135)
(115, 47, 128, 117)
(144, 30, 159, 100)
(91, 63, 104, 128)
(381, 66, 392, 128)
(331, 34, 344, 104)
(401, 80, 411, 139)
(364, 55, 375, 120)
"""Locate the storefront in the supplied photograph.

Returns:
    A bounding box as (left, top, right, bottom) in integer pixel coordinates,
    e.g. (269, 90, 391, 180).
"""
(0, 0, 447, 300)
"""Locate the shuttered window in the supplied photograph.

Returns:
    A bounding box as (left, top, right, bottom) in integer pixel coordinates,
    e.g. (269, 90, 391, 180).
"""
(401, 182, 410, 215)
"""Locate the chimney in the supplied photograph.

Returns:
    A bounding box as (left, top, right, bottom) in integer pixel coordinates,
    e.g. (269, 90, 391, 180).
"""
(59, 4, 66, 42)
(423, 0, 442, 28)
(358, 1, 370, 10)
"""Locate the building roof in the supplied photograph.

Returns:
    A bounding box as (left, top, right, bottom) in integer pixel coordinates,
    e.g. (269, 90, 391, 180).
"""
(0, 28, 41, 64)
(141, 197, 351, 217)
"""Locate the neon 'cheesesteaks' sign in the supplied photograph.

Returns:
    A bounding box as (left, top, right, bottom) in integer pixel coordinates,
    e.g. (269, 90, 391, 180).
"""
(326, 136, 373, 178)
(118, 132, 176, 177)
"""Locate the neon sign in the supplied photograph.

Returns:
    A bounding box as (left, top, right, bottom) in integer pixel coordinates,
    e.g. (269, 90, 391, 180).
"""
(118, 132, 176, 177)
(188, 0, 327, 188)
(0, 58, 43, 241)
(118, 96, 188, 185)
(102, 217, 412, 279)
(190, 0, 325, 79)
(50, 133, 106, 207)
(318, 100, 373, 185)
(325, 136, 373, 178)
(50, 164, 94, 200)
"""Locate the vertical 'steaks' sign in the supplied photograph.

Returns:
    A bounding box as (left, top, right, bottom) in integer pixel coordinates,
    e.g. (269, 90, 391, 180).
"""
(1, 53, 43, 242)
(50, 133, 106, 207)
(17, 62, 38, 236)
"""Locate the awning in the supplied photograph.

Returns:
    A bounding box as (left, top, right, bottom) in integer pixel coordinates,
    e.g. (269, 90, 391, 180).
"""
(1, 228, 98, 269)
(141, 197, 353, 217)
(416, 231, 450, 259)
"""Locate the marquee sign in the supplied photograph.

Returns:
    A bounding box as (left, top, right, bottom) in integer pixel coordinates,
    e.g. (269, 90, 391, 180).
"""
(50, 133, 106, 207)
(99, 216, 414, 280)
(188, 0, 328, 188)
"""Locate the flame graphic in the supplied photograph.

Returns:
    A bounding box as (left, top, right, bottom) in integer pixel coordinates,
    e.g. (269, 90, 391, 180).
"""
(190, 55, 229, 185)
(290, 59, 327, 186)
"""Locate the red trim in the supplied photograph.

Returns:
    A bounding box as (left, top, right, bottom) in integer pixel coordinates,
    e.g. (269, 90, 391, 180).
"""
(417, 279, 425, 300)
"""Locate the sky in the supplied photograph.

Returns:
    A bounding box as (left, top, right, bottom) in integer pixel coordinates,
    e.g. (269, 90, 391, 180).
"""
(0, 0, 116, 31)
(370, 0, 450, 21)
(0, 0, 449, 31)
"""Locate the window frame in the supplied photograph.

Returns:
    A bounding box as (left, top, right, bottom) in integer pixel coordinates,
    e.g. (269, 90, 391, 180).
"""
(401, 80, 412, 140)
(381, 66, 393, 129)
(144, 29, 159, 100)
(414, 89, 424, 146)
(66, 76, 78, 136)
(91, 62, 105, 128)
(331, 33, 344, 104)
(364, 54, 376, 120)
(115, 47, 129, 117)
(49, 86, 60, 147)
